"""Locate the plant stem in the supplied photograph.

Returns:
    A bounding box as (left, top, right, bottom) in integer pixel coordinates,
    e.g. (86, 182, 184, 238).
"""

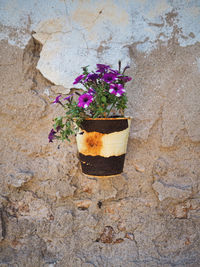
(107, 99, 117, 117)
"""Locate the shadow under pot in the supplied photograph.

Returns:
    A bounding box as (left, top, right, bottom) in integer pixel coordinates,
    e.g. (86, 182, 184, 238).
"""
(76, 117, 131, 178)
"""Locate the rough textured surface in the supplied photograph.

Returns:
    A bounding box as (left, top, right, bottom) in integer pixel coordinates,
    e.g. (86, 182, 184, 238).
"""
(0, 0, 200, 266)
(1, 0, 200, 88)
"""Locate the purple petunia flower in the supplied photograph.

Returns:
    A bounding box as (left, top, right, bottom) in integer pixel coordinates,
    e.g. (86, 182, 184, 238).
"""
(64, 93, 74, 102)
(85, 73, 99, 82)
(109, 84, 125, 97)
(48, 129, 56, 143)
(88, 88, 96, 95)
(73, 74, 85, 84)
(53, 95, 62, 104)
(103, 72, 117, 83)
(78, 93, 93, 108)
(96, 64, 110, 73)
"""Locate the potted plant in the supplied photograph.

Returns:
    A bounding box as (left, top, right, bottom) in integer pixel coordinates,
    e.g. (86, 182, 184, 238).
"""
(48, 61, 132, 177)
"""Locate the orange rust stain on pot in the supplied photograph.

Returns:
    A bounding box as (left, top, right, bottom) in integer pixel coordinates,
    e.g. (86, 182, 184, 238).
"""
(83, 132, 104, 156)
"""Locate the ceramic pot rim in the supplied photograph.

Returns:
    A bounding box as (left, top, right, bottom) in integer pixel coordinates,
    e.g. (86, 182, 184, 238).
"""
(83, 117, 132, 121)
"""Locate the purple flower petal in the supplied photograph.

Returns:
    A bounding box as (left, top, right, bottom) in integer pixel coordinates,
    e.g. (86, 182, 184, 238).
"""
(48, 129, 56, 143)
(73, 74, 85, 84)
(102, 73, 117, 83)
(78, 93, 93, 108)
(110, 69, 120, 75)
(88, 88, 96, 95)
(109, 84, 125, 97)
(96, 64, 110, 73)
(85, 73, 99, 82)
(52, 95, 62, 104)
(63, 93, 74, 102)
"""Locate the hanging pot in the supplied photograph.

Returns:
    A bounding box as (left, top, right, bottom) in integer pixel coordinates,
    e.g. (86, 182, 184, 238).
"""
(76, 117, 131, 177)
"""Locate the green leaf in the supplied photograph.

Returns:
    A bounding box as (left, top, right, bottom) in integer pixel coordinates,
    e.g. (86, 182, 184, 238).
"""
(101, 96, 107, 103)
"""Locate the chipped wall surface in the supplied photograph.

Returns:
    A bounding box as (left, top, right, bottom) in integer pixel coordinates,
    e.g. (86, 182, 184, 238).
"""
(1, 0, 200, 88)
(0, 0, 200, 266)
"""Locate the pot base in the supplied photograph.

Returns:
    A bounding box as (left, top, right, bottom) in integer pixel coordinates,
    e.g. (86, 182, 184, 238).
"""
(82, 173, 122, 179)
(79, 153, 125, 177)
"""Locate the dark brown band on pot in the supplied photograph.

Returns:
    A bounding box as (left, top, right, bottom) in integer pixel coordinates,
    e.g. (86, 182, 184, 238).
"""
(79, 153, 126, 176)
(80, 119, 129, 134)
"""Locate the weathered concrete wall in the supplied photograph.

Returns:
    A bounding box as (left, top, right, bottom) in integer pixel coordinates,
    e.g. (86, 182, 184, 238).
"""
(0, 0, 200, 266)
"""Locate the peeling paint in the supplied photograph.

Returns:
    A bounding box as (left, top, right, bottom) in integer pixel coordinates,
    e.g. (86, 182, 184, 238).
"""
(0, 0, 200, 87)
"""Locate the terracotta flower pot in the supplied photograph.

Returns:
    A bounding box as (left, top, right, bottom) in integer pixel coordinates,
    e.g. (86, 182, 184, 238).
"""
(76, 117, 131, 177)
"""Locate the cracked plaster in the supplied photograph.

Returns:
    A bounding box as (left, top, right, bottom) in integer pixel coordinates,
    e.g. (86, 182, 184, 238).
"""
(1, 0, 200, 89)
